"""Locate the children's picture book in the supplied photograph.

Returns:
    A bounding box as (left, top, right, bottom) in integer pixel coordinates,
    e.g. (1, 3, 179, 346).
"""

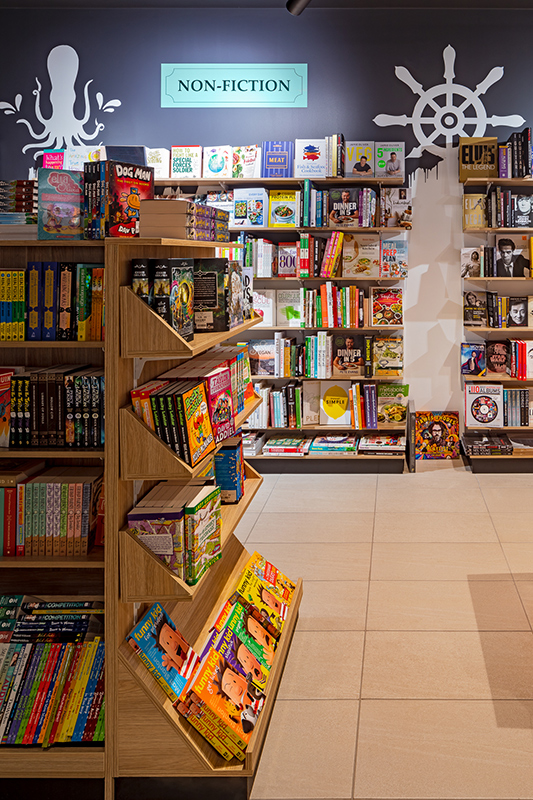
(294, 139, 327, 178)
(374, 142, 404, 179)
(37, 169, 84, 240)
(261, 140, 295, 178)
(106, 161, 154, 237)
(415, 411, 460, 459)
(233, 187, 269, 227)
(461, 247, 482, 278)
(234, 567, 289, 635)
(342, 234, 380, 277)
(380, 237, 408, 278)
(185, 485, 221, 585)
(43, 150, 65, 169)
(377, 384, 409, 424)
(169, 259, 194, 342)
(328, 187, 359, 228)
(252, 290, 276, 327)
(462, 194, 487, 228)
(332, 333, 365, 377)
(461, 343, 487, 376)
(170, 146, 202, 179)
(205, 367, 235, 444)
(0, 370, 15, 447)
(464, 385, 504, 427)
(63, 146, 103, 171)
(276, 289, 302, 328)
(345, 141, 374, 176)
(248, 339, 276, 376)
(232, 145, 261, 178)
(244, 551, 297, 605)
(463, 290, 487, 326)
(371, 287, 403, 326)
(203, 146, 232, 179)
(380, 188, 412, 228)
(127, 602, 199, 701)
(211, 596, 277, 670)
(268, 190, 297, 228)
(319, 380, 352, 426)
(178, 381, 216, 467)
(373, 337, 403, 377)
(200, 622, 270, 693)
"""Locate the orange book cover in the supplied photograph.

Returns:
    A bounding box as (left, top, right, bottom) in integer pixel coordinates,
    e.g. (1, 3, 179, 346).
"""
(320, 284, 328, 328)
(178, 380, 216, 467)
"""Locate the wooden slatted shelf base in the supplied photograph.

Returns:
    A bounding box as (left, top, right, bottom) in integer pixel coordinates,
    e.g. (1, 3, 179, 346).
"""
(0, 746, 105, 779)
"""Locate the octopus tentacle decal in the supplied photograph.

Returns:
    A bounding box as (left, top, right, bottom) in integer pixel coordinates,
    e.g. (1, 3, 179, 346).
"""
(0, 44, 122, 160)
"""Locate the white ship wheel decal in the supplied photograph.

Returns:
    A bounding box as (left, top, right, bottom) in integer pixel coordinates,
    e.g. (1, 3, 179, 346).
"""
(374, 45, 525, 158)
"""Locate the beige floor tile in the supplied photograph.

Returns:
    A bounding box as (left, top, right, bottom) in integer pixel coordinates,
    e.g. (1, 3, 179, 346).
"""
(250, 542, 372, 582)
(375, 480, 488, 513)
(491, 512, 533, 542)
(501, 542, 533, 579)
(278, 631, 364, 700)
(247, 512, 374, 543)
(516, 582, 533, 628)
(371, 542, 512, 581)
(373, 512, 497, 542)
(247, 473, 281, 513)
(233, 511, 259, 543)
(477, 475, 533, 513)
(264, 473, 377, 513)
(361, 631, 533, 699)
(366, 580, 530, 631)
(297, 580, 369, 631)
(251, 699, 358, 800)
(354, 699, 533, 799)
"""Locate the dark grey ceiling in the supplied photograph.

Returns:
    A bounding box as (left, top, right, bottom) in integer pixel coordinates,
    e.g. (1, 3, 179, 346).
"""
(2, 0, 533, 7)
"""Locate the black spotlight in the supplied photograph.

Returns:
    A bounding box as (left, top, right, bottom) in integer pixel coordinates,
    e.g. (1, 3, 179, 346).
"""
(286, 0, 312, 15)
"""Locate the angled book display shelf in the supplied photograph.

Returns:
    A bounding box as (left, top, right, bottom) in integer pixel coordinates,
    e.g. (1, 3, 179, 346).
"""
(105, 238, 302, 795)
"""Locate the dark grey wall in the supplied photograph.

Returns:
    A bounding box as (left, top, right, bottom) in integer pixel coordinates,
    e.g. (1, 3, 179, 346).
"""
(0, 8, 532, 178)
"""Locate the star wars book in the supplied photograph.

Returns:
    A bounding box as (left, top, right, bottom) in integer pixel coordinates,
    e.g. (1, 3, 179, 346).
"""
(415, 411, 460, 459)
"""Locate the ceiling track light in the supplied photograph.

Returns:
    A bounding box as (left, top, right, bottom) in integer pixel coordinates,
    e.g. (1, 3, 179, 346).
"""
(286, 0, 312, 16)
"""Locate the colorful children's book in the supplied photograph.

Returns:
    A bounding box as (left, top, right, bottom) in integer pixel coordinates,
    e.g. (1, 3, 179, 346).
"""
(176, 380, 216, 467)
(184, 485, 221, 585)
(0, 370, 15, 447)
(200, 622, 270, 692)
(105, 161, 154, 237)
(243, 551, 297, 605)
(234, 566, 289, 635)
(37, 169, 84, 240)
(127, 602, 199, 701)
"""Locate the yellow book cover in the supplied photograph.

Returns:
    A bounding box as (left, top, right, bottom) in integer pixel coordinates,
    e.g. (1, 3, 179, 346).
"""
(5, 271, 12, 342)
(0, 270, 5, 341)
(63, 638, 100, 741)
(463, 194, 487, 229)
(268, 190, 297, 228)
(37, 645, 72, 744)
(459, 137, 498, 183)
(244, 551, 297, 605)
(41, 644, 76, 747)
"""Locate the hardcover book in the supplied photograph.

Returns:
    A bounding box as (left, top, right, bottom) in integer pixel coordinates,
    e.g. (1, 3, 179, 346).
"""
(127, 603, 199, 701)
(147, 148, 171, 180)
(233, 187, 269, 227)
(374, 142, 404, 179)
(458, 137, 498, 182)
(169, 259, 194, 342)
(193, 258, 240, 332)
(462, 194, 487, 228)
(232, 145, 261, 178)
(252, 290, 276, 327)
(461, 343, 487, 376)
(377, 384, 409, 424)
(106, 161, 154, 238)
(268, 191, 297, 228)
(464, 385, 504, 428)
(37, 169, 83, 240)
(373, 337, 403, 377)
(341, 234, 380, 277)
(461, 247, 482, 278)
(346, 141, 374, 176)
(319, 380, 352, 426)
(332, 333, 365, 377)
(248, 339, 276, 376)
(415, 411, 460, 458)
(380, 237, 408, 278)
(276, 289, 302, 328)
(381, 188, 413, 228)
(170, 146, 202, 179)
(371, 287, 403, 326)
(294, 139, 327, 178)
(328, 187, 359, 228)
(202, 146, 232, 179)
(277, 242, 298, 277)
(463, 290, 487, 326)
(513, 195, 533, 227)
(261, 141, 295, 178)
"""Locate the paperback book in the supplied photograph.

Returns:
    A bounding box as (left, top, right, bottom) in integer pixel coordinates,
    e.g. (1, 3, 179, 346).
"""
(415, 411, 460, 459)
(170, 146, 202, 179)
(461, 343, 487, 376)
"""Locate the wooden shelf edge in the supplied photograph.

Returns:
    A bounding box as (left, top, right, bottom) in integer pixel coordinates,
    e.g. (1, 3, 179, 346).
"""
(0, 746, 105, 778)
(235, 394, 262, 429)
(254, 325, 403, 332)
(0, 551, 104, 569)
(247, 452, 405, 460)
(0, 448, 104, 460)
(155, 177, 404, 187)
(248, 424, 406, 432)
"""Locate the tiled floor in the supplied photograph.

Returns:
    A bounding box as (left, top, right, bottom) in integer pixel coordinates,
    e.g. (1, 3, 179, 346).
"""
(234, 461, 533, 800)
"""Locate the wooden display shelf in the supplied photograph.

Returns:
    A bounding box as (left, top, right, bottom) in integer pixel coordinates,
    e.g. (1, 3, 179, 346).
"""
(248, 452, 405, 460)
(0, 449, 104, 459)
(234, 393, 262, 428)
(253, 424, 405, 431)
(464, 326, 533, 333)
(465, 425, 532, 431)
(469, 452, 533, 458)
(1, 341, 105, 348)
(466, 277, 533, 282)
(462, 375, 533, 383)
(119, 463, 263, 602)
(256, 325, 403, 331)
(464, 227, 533, 233)
(229, 226, 404, 234)
(464, 178, 533, 187)
(119, 406, 220, 480)
(254, 276, 405, 282)
(156, 177, 403, 187)
(118, 556, 302, 776)
(0, 550, 104, 569)
(0, 746, 105, 779)
(121, 287, 260, 358)
(248, 375, 404, 382)
(0, 240, 105, 248)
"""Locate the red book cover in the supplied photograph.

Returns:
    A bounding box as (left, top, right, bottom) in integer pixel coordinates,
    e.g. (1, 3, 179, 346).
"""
(0, 370, 15, 448)
(206, 367, 235, 444)
(105, 161, 154, 238)
(3, 486, 17, 557)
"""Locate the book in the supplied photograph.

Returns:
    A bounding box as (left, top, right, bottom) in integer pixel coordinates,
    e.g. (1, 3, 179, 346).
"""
(146, 148, 170, 180)
(463, 290, 487, 326)
(202, 146, 232, 179)
(252, 290, 276, 327)
(461, 247, 482, 278)
(193, 258, 240, 333)
(309, 435, 357, 452)
(294, 139, 327, 178)
(461, 343, 487, 376)
(127, 603, 199, 702)
(105, 161, 154, 238)
(458, 137, 498, 182)
(233, 187, 269, 227)
(415, 411, 460, 458)
(0, 371, 15, 447)
(319, 380, 352, 426)
(373, 337, 403, 377)
(232, 145, 261, 179)
(513, 195, 533, 227)
(37, 169, 83, 240)
(381, 188, 413, 228)
(507, 297, 528, 327)
(346, 141, 374, 176)
(248, 339, 276, 376)
(464, 385, 504, 428)
(170, 146, 202, 179)
(261, 141, 294, 178)
(184, 485, 221, 585)
(332, 333, 365, 378)
(175, 381, 216, 467)
(277, 242, 298, 278)
(377, 384, 409, 425)
(341, 234, 380, 277)
(374, 142, 404, 179)
(268, 190, 297, 228)
(462, 194, 487, 228)
(276, 289, 302, 328)
(328, 187, 358, 228)
(380, 237, 408, 278)
(370, 287, 403, 326)
(168, 259, 194, 342)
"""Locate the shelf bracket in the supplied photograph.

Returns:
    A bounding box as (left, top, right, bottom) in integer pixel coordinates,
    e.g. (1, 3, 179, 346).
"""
(133, 357, 148, 387)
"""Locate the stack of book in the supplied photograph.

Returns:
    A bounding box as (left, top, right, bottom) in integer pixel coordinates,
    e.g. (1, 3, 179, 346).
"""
(461, 431, 513, 456)
(0, 180, 38, 214)
(127, 481, 221, 585)
(0, 596, 104, 747)
(214, 437, 245, 504)
(0, 365, 105, 450)
(261, 436, 313, 456)
(0, 461, 103, 558)
(357, 434, 407, 455)
(139, 199, 230, 242)
(308, 435, 358, 454)
(0, 215, 38, 240)
(241, 430, 267, 456)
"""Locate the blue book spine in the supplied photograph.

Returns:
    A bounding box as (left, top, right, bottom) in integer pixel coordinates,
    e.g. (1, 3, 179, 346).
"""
(42, 262, 59, 340)
(5, 643, 42, 743)
(316, 191, 323, 229)
(261, 141, 295, 178)
(303, 180, 311, 228)
(71, 641, 105, 742)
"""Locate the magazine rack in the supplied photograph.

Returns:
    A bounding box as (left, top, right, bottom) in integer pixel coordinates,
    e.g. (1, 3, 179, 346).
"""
(105, 239, 302, 798)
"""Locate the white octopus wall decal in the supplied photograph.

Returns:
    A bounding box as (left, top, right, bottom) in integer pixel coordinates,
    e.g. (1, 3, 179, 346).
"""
(0, 44, 122, 159)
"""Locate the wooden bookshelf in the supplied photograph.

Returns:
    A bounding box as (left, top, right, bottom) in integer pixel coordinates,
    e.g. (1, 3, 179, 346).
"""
(156, 177, 404, 188)
(464, 227, 533, 233)
(256, 325, 403, 332)
(464, 178, 533, 187)
(464, 326, 533, 333)
(0, 747, 106, 779)
(229, 226, 404, 234)
(254, 423, 406, 432)
(0, 551, 105, 569)
(247, 375, 404, 381)
(466, 278, 533, 283)
(255, 276, 405, 282)
(0, 449, 104, 459)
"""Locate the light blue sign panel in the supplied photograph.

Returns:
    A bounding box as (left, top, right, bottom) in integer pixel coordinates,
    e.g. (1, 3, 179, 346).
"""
(161, 63, 307, 108)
